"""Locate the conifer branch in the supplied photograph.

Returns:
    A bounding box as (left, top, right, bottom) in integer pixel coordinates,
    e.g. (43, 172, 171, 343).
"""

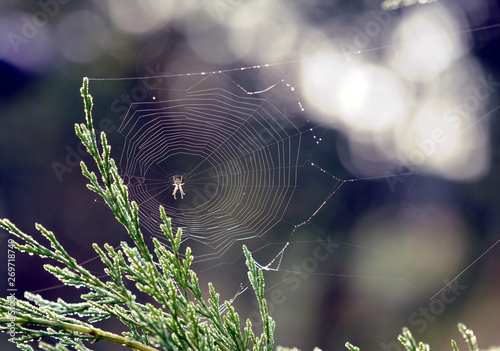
(0, 316, 158, 351)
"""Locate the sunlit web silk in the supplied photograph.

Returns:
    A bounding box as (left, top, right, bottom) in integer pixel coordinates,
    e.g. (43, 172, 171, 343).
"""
(117, 74, 302, 261)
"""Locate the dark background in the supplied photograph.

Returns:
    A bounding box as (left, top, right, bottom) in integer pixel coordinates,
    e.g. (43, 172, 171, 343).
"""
(1, 1, 500, 350)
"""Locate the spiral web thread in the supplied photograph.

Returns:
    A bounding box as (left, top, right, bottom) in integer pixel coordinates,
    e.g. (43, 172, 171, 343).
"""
(114, 72, 327, 265)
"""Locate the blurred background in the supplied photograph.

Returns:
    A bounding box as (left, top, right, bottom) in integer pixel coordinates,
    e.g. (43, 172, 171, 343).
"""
(1, 0, 500, 350)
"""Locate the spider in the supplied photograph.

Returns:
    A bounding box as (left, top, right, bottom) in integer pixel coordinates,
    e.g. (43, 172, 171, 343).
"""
(172, 176, 185, 200)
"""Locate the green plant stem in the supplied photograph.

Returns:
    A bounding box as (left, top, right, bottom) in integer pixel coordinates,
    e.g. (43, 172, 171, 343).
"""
(0, 317, 159, 351)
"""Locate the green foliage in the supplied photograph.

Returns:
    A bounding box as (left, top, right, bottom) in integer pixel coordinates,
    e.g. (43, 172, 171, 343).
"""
(0, 77, 274, 350)
(281, 323, 498, 351)
(456, 323, 479, 351)
(345, 324, 495, 351)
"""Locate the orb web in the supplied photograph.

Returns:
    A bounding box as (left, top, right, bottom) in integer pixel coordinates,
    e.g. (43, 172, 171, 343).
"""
(115, 73, 306, 263)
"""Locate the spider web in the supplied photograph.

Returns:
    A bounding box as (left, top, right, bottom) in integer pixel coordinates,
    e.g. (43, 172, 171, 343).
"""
(98, 71, 348, 267)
